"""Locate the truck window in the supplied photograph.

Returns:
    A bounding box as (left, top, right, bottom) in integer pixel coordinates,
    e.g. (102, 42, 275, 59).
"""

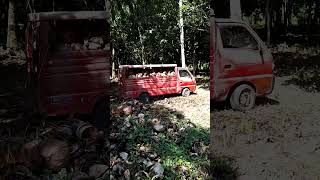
(219, 25, 258, 50)
(179, 70, 192, 79)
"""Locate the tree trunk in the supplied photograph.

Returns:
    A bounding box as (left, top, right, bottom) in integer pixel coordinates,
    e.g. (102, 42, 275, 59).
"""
(316, 0, 320, 24)
(138, 26, 145, 65)
(287, 0, 293, 28)
(6, 0, 17, 49)
(104, 0, 110, 11)
(265, 0, 271, 46)
(112, 48, 116, 79)
(179, 0, 186, 68)
(192, 36, 196, 76)
(307, 1, 313, 42)
(230, 0, 242, 20)
(254, 10, 258, 25)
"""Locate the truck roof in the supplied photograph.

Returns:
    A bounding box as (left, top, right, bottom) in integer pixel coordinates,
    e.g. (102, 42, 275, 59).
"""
(119, 64, 177, 69)
(27, 11, 109, 21)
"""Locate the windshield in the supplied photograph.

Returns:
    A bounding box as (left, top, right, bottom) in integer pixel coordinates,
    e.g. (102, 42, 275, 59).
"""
(219, 24, 259, 50)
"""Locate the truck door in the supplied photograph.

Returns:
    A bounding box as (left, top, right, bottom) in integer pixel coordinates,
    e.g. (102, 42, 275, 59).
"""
(218, 23, 269, 95)
(178, 68, 196, 92)
(217, 23, 266, 80)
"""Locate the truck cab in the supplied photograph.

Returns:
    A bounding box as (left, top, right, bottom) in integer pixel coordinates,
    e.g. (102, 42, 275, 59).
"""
(211, 17, 275, 111)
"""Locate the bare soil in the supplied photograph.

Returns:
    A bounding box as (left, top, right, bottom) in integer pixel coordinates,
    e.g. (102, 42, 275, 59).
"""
(154, 83, 210, 128)
(212, 76, 320, 179)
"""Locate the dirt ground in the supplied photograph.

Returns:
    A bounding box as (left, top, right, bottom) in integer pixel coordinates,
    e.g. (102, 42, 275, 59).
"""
(154, 82, 210, 128)
(212, 76, 320, 180)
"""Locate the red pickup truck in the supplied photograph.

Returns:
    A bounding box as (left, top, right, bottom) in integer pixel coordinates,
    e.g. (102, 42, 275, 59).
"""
(119, 64, 196, 101)
(210, 17, 275, 111)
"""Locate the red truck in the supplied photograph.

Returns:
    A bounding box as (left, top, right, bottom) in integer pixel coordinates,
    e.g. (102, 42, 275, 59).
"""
(210, 17, 275, 111)
(25, 11, 110, 128)
(119, 64, 196, 101)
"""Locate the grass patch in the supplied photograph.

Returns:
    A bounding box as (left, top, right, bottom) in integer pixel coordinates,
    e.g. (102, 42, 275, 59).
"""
(116, 104, 210, 179)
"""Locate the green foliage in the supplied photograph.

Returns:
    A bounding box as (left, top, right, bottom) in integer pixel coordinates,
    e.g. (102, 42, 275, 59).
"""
(111, 0, 210, 70)
(180, 127, 209, 149)
(123, 106, 210, 179)
(241, 0, 320, 44)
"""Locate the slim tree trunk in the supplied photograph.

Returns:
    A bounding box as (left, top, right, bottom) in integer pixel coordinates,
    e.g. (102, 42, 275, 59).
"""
(192, 36, 196, 76)
(254, 10, 258, 25)
(230, 0, 242, 20)
(307, 2, 313, 42)
(316, 0, 320, 24)
(138, 26, 145, 65)
(265, 0, 271, 46)
(179, 0, 186, 68)
(104, 0, 110, 11)
(6, 0, 17, 49)
(112, 48, 116, 78)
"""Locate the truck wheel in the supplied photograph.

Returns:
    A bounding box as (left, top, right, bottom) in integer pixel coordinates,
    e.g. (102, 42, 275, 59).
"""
(230, 84, 256, 111)
(93, 100, 109, 131)
(182, 88, 191, 97)
(139, 93, 150, 103)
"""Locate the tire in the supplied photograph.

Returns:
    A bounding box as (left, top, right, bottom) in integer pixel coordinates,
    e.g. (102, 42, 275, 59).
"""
(93, 100, 109, 131)
(229, 84, 256, 111)
(182, 88, 191, 97)
(139, 93, 150, 103)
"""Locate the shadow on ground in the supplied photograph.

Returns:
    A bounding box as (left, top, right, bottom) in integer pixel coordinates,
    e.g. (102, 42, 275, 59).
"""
(210, 100, 227, 111)
(196, 76, 210, 90)
(255, 97, 280, 106)
(274, 51, 320, 92)
(274, 53, 320, 77)
(211, 96, 280, 112)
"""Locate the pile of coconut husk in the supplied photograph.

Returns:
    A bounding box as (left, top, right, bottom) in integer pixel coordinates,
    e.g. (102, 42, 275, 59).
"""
(109, 99, 210, 179)
(64, 37, 110, 51)
(128, 71, 176, 79)
(0, 47, 26, 65)
(0, 97, 209, 179)
(0, 118, 109, 180)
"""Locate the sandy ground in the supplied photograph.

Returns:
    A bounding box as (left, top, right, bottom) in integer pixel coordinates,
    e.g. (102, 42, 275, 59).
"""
(212, 76, 320, 180)
(154, 85, 210, 128)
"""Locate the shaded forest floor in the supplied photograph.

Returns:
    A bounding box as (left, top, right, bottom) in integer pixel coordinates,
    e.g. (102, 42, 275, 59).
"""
(0, 49, 211, 179)
(211, 44, 320, 179)
(272, 43, 320, 92)
(109, 76, 210, 179)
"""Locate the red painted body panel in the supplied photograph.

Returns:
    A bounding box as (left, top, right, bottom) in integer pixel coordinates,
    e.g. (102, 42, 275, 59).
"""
(119, 66, 196, 99)
(39, 51, 110, 115)
(122, 76, 179, 98)
(210, 18, 274, 101)
(26, 12, 110, 116)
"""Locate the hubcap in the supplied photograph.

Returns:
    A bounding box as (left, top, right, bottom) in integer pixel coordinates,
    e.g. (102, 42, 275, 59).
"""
(183, 89, 190, 96)
(239, 90, 251, 107)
